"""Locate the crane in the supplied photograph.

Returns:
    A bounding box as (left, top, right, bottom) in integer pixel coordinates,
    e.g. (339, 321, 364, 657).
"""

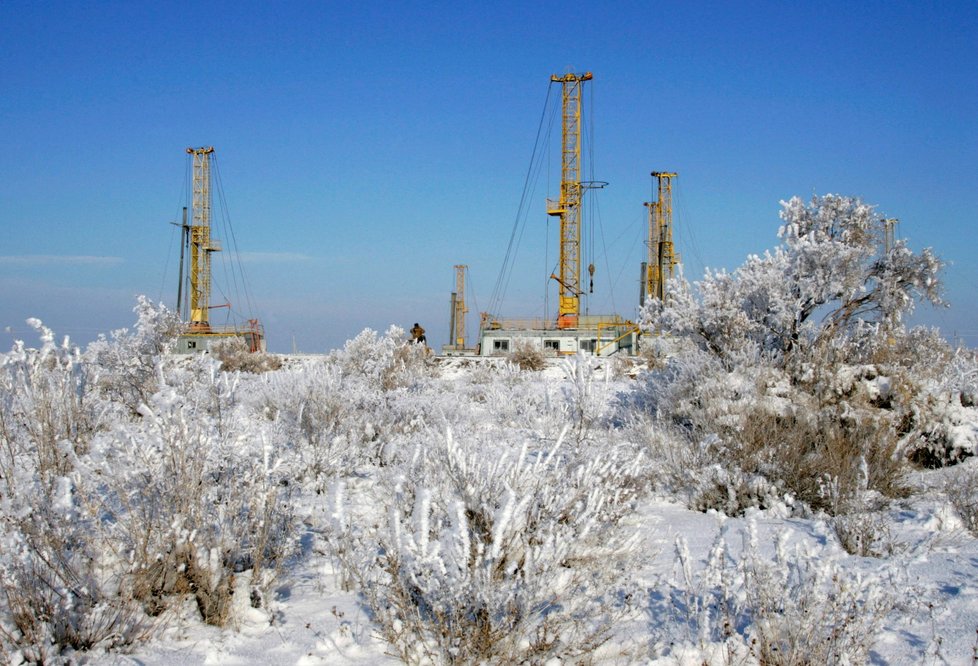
(547, 72, 592, 329)
(643, 171, 679, 302)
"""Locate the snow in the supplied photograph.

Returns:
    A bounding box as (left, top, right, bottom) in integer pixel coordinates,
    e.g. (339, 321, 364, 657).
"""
(6, 360, 968, 664)
(3, 278, 978, 663)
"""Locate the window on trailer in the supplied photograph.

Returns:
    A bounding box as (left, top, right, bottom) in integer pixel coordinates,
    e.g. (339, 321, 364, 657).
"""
(493, 339, 510, 352)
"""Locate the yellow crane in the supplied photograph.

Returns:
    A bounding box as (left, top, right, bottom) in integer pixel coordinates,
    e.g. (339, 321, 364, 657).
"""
(643, 171, 679, 302)
(547, 72, 591, 329)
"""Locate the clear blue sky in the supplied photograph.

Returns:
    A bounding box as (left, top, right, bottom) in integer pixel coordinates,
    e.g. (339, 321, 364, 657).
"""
(2, 1, 976, 352)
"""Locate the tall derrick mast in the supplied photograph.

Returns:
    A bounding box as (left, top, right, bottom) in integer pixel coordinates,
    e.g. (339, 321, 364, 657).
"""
(643, 171, 679, 302)
(547, 71, 591, 329)
(452, 264, 468, 348)
(187, 146, 221, 331)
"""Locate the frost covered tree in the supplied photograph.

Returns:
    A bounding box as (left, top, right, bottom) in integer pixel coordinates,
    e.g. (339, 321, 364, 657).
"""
(637, 195, 964, 523)
(643, 194, 944, 371)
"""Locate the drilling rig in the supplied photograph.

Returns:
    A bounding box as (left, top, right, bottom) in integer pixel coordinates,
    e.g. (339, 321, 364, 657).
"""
(442, 264, 473, 355)
(478, 71, 638, 357)
(174, 146, 266, 353)
(187, 147, 221, 331)
(641, 171, 680, 304)
(547, 72, 591, 330)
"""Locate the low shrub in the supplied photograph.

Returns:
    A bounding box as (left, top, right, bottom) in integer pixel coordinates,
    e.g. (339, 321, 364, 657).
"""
(327, 427, 646, 664)
(507, 340, 547, 371)
(212, 336, 283, 374)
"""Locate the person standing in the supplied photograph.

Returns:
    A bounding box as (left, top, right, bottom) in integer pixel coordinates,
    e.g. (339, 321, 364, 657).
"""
(410, 323, 426, 345)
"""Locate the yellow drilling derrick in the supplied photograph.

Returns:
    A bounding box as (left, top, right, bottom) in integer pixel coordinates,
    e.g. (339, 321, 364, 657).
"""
(187, 146, 221, 332)
(643, 171, 679, 302)
(451, 264, 468, 348)
(547, 71, 592, 329)
(174, 147, 266, 354)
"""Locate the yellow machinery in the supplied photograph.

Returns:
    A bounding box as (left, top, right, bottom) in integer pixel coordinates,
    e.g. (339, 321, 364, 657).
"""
(643, 171, 679, 302)
(547, 72, 591, 329)
(477, 71, 639, 357)
(175, 147, 265, 353)
(187, 146, 221, 332)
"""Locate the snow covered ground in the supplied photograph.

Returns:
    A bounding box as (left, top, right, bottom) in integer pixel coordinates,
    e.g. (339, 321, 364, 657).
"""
(3, 314, 978, 665)
(81, 356, 978, 664)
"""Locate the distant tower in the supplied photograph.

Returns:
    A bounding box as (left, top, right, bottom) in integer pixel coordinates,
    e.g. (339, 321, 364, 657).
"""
(883, 218, 898, 253)
(187, 146, 221, 331)
(547, 72, 592, 329)
(452, 264, 468, 349)
(643, 171, 679, 302)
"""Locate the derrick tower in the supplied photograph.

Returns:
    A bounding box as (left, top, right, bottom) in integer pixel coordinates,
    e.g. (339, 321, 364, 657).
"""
(643, 171, 679, 302)
(451, 264, 468, 349)
(187, 146, 221, 331)
(547, 72, 592, 329)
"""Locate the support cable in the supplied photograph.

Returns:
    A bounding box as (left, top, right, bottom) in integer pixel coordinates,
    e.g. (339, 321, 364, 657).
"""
(487, 84, 556, 318)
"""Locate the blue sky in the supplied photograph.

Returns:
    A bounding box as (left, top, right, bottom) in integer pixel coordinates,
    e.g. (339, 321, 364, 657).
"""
(1, 1, 976, 352)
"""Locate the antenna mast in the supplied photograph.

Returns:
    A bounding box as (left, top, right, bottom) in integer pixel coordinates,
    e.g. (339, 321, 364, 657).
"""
(547, 71, 592, 329)
(187, 146, 221, 331)
(643, 171, 679, 302)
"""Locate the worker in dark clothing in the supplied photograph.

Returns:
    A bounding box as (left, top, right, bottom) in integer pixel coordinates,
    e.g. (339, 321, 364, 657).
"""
(410, 323, 426, 345)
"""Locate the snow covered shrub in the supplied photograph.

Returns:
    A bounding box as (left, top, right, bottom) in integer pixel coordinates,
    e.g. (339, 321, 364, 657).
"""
(0, 479, 153, 662)
(0, 319, 99, 483)
(900, 342, 978, 466)
(95, 372, 296, 626)
(506, 339, 547, 370)
(474, 366, 568, 438)
(211, 336, 282, 374)
(250, 360, 388, 488)
(562, 352, 611, 442)
(330, 326, 434, 391)
(655, 522, 898, 664)
(328, 427, 646, 664)
(85, 296, 180, 415)
(637, 194, 947, 515)
(945, 460, 978, 536)
(739, 524, 897, 664)
(0, 322, 152, 660)
(643, 194, 943, 372)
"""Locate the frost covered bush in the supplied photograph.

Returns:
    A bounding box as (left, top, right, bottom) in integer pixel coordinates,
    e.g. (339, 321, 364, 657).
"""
(95, 372, 296, 625)
(251, 360, 390, 487)
(506, 339, 547, 370)
(328, 427, 646, 664)
(562, 352, 612, 443)
(900, 342, 978, 466)
(85, 296, 180, 415)
(0, 476, 153, 662)
(211, 336, 282, 374)
(0, 321, 152, 661)
(637, 194, 950, 517)
(330, 326, 434, 391)
(654, 522, 898, 664)
(946, 460, 978, 536)
(0, 319, 99, 483)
